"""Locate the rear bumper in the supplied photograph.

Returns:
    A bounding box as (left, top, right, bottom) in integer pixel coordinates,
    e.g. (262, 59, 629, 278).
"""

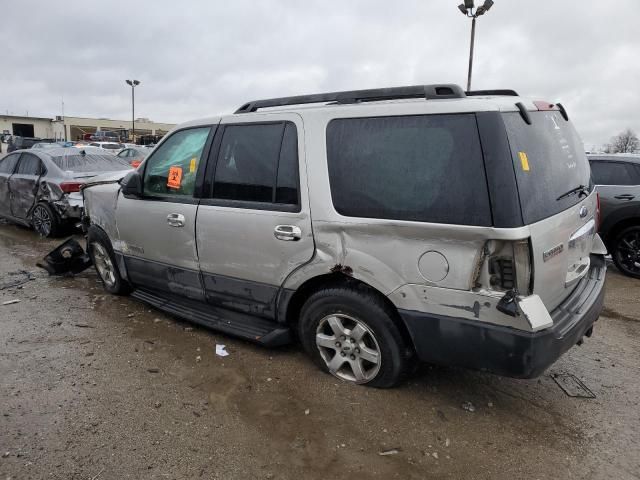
(399, 254, 606, 378)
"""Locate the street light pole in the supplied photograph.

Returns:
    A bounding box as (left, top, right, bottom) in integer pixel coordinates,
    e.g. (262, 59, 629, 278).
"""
(125, 79, 140, 142)
(467, 16, 476, 92)
(457, 0, 494, 92)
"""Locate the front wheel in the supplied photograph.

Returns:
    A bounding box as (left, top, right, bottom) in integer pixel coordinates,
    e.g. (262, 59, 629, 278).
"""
(298, 286, 410, 388)
(87, 226, 131, 295)
(612, 226, 640, 279)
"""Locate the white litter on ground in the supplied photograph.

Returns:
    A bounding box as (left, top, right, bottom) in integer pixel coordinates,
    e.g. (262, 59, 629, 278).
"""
(215, 344, 229, 357)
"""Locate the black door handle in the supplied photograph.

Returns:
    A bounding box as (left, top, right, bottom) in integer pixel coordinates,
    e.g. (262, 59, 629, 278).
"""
(614, 194, 635, 200)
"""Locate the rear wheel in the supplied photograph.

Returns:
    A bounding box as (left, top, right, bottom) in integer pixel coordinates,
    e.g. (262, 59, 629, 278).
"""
(87, 226, 131, 294)
(298, 286, 409, 388)
(31, 203, 61, 237)
(612, 226, 640, 279)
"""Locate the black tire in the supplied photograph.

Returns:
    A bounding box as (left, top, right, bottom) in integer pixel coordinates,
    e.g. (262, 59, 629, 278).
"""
(87, 226, 131, 295)
(298, 286, 410, 388)
(31, 202, 62, 237)
(612, 226, 640, 279)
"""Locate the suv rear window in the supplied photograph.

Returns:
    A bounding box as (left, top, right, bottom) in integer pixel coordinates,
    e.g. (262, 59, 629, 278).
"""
(326, 114, 491, 226)
(503, 111, 591, 224)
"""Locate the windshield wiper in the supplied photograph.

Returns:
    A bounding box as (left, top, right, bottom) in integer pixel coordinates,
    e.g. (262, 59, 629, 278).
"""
(556, 184, 589, 201)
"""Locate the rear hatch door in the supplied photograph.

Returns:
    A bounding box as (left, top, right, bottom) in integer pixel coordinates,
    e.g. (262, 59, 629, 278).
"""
(502, 109, 596, 311)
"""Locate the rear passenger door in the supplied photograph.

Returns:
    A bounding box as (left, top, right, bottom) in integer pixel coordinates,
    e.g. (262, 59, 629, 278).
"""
(0, 153, 21, 217)
(9, 153, 45, 220)
(196, 114, 313, 320)
(590, 160, 640, 233)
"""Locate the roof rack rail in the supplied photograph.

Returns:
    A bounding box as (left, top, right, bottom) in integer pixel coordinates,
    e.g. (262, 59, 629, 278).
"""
(466, 89, 519, 97)
(235, 84, 466, 114)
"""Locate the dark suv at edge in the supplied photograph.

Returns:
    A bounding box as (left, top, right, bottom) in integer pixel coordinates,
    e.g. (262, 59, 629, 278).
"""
(588, 154, 640, 278)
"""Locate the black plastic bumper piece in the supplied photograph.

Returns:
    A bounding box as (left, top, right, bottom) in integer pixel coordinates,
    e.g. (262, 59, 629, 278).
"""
(399, 254, 606, 378)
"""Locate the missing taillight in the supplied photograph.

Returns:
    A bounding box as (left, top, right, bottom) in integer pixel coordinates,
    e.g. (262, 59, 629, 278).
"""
(475, 239, 533, 295)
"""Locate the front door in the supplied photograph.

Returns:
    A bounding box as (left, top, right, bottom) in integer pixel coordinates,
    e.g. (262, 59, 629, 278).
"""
(196, 114, 314, 320)
(0, 153, 21, 217)
(9, 153, 44, 221)
(115, 125, 215, 300)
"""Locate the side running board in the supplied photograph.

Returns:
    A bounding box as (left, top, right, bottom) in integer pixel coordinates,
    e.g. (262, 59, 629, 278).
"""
(131, 288, 292, 347)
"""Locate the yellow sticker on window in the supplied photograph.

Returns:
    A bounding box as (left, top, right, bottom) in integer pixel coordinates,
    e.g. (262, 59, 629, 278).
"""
(519, 151, 530, 171)
(189, 157, 197, 173)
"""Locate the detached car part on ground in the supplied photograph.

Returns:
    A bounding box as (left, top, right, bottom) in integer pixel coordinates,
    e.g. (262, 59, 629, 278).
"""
(76, 84, 606, 388)
(0, 147, 132, 237)
(588, 154, 640, 279)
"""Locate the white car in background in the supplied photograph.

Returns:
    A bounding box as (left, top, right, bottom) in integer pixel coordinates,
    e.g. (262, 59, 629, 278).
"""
(89, 142, 124, 153)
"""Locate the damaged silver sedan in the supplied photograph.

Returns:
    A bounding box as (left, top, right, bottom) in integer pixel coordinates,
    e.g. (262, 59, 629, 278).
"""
(0, 148, 132, 237)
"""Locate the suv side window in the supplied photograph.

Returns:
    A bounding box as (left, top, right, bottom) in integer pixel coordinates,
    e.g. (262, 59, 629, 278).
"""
(143, 127, 211, 198)
(212, 122, 299, 207)
(590, 161, 638, 185)
(326, 114, 491, 226)
(0, 153, 20, 174)
(15, 153, 43, 175)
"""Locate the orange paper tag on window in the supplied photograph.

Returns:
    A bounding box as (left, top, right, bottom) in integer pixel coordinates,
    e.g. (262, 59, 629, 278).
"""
(167, 166, 183, 189)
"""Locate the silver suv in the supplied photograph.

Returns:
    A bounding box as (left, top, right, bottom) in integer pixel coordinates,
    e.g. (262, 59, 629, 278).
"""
(82, 84, 606, 387)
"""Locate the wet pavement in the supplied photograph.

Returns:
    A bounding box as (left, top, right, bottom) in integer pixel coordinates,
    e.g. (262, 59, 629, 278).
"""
(0, 221, 639, 480)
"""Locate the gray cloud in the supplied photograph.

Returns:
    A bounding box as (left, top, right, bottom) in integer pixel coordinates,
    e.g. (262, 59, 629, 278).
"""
(2, 0, 638, 148)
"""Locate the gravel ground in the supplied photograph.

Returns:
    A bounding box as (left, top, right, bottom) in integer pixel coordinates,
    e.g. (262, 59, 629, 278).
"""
(0, 221, 639, 480)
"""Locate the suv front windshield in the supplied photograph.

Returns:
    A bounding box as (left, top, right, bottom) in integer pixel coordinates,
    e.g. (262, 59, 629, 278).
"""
(502, 111, 591, 224)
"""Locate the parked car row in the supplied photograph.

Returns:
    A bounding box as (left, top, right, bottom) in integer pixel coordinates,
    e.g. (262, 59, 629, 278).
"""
(3, 84, 637, 388)
(0, 148, 132, 236)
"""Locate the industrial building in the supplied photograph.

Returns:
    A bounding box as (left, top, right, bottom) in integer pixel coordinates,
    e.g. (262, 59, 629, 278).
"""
(0, 114, 175, 142)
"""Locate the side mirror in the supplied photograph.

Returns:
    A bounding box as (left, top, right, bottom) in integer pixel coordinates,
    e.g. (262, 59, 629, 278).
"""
(120, 170, 143, 198)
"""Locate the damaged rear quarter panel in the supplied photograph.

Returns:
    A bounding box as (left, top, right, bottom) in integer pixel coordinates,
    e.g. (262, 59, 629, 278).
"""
(282, 109, 533, 328)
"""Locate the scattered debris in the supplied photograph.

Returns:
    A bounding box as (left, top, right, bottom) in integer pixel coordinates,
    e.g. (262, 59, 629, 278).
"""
(0, 270, 36, 290)
(37, 238, 92, 275)
(184, 327, 193, 332)
(445, 438, 450, 447)
(551, 373, 596, 398)
(147, 368, 160, 374)
(127, 313, 135, 318)
(487, 402, 494, 408)
(461, 402, 476, 412)
(2, 299, 20, 306)
(73, 323, 94, 328)
(195, 356, 202, 363)
(154, 401, 162, 408)
(378, 449, 400, 456)
(215, 344, 229, 357)
(2, 452, 9, 458)
(432, 452, 439, 459)
(153, 318, 162, 323)
(304, 409, 310, 415)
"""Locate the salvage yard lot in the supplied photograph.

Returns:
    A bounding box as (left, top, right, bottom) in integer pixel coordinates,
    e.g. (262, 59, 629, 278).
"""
(1, 222, 639, 480)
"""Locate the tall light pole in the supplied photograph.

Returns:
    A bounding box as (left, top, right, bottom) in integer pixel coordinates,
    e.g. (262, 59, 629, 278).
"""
(457, 0, 494, 91)
(125, 79, 140, 142)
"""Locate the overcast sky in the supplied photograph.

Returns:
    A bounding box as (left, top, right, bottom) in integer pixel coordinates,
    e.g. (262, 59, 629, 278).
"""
(2, 0, 638, 148)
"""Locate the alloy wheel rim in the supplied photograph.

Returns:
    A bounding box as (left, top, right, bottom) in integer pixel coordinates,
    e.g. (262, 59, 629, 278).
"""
(32, 205, 51, 236)
(91, 243, 116, 287)
(616, 231, 640, 275)
(315, 313, 381, 384)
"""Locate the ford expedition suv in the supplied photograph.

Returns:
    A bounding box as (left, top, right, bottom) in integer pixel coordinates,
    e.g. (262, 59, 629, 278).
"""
(81, 84, 606, 387)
